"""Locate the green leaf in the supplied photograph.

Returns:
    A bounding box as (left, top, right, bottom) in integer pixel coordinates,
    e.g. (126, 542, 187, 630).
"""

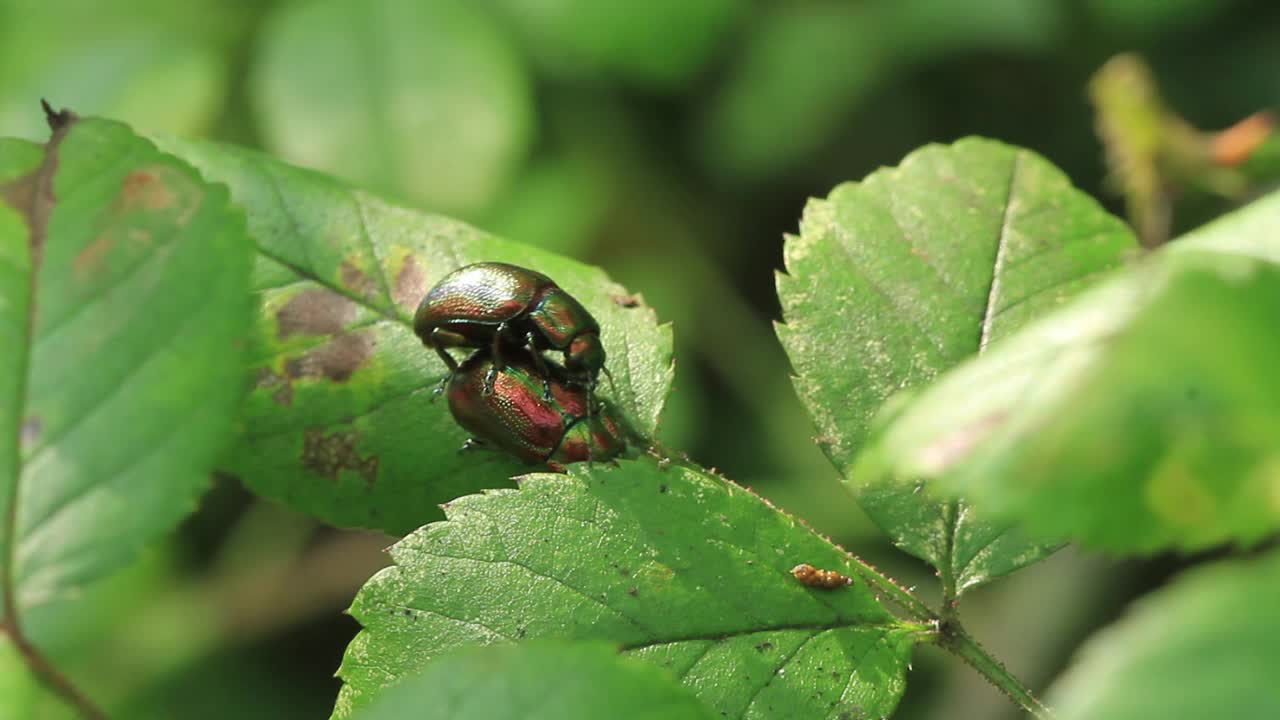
(351, 641, 716, 720)
(853, 190, 1280, 552)
(486, 0, 743, 89)
(1049, 548, 1280, 719)
(335, 459, 918, 720)
(0, 118, 251, 613)
(252, 0, 534, 216)
(777, 138, 1137, 591)
(152, 135, 674, 535)
(0, 637, 42, 718)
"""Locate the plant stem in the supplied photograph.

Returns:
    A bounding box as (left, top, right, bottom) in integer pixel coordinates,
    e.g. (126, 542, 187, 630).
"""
(937, 621, 1055, 719)
(1, 618, 108, 719)
(938, 500, 960, 623)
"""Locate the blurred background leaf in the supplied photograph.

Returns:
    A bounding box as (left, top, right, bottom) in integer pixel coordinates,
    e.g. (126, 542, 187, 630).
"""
(484, 0, 745, 89)
(252, 0, 535, 216)
(1048, 548, 1280, 720)
(0, 0, 243, 140)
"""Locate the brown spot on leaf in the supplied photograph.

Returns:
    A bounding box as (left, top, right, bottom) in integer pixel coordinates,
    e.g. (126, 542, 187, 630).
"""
(284, 331, 374, 383)
(392, 255, 427, 313)
(73, 234, 115, 278)
(341, 258, 378, 299)
(302, 427, 378, 484)
(115, 165, 201, 225)
(276, 288, 359, 338)
(121, 170, 171, 209)
(611, 293, 641, 308)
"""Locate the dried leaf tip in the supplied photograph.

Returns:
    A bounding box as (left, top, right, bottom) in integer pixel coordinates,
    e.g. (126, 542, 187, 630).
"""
(791, 563, 853, 589)
(40, 99, 77, 131)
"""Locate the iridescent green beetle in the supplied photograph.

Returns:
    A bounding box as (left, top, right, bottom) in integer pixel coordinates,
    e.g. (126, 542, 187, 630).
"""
(447, 350, 625, 471)
(413, 262, 608, 393)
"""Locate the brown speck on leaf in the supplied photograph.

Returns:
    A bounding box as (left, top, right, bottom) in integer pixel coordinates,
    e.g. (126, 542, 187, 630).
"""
(276, 288, 359, 338)
(612, 293, 641, 308)
(284, 331, 374, 383)
(301, 427, 379, 484)
(392, 255, 427, 313)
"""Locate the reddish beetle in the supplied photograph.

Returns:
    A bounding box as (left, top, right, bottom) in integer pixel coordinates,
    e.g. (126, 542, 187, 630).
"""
(446, 350, 625, 471)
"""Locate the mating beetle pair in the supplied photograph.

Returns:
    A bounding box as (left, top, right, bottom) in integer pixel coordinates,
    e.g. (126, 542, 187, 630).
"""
(414, 262, 624, 469)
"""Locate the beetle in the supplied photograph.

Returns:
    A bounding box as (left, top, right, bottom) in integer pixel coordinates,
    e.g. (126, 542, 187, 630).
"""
(414, 262, 608, 394)
(446, 349, 625, 471)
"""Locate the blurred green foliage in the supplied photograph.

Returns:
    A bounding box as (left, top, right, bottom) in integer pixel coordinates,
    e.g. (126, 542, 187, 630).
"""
(2, 0, 1277, 717)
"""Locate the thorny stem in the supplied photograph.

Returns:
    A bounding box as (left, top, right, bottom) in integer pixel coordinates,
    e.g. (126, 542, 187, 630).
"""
(935, 620, 1056, 719)
(0, 619, 108, 719)
(938, 500, 961, 623)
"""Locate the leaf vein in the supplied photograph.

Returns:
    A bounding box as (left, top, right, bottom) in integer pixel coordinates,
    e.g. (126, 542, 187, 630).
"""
(978, 150, 1022, 352)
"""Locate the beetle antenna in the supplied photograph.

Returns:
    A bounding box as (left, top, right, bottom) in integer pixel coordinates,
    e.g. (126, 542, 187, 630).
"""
(600, 366, 617, 397)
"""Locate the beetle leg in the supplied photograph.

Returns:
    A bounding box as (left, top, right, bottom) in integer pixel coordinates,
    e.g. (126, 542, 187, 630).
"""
(526, 332, 553, 398)
(600, 365, 617, 397)
(428, 329, 462, 402)
(483, 322, 511, 396)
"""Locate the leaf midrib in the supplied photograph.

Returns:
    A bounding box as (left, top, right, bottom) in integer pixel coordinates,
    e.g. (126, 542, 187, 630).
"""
(2, 117, 71, 625)
(947, 149, 1021, 590)
(258, 168, 404, 327)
